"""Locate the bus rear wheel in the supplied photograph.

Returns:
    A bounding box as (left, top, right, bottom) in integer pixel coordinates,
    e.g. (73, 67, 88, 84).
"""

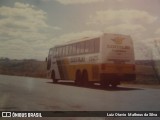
(75, 70, 82, 86)
(52, 70, 58, 83)
(82, 70, 89, 86)
(100, 80, 109, 88)
(111, 80, 120, 88)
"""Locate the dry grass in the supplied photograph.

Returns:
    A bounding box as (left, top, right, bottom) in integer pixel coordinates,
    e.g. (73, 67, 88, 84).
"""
(0, 59, 47, 78)
(131, 65, 159, 84)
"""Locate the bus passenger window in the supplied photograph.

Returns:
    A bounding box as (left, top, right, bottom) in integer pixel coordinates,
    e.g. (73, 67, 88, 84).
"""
(55, 48, 58, 57)
(72, 44, 77, 55)
(69, 45, 72, 56)
(66, 46, 69, 56)
(58, 47, 62, 57)
(53, 49, 56, 57)
(77, 43, 80, 54)
(56, 48, 58, 57)
(61, 47, 63, 57)
(62, 46, 65, 57)
(85, 41, 89, 53)
(58, 47, 61, 57)
(94, 38, 100, 52)
(68, 45, 70, 55)
(89, 40, 94, 53)
(80, 42, 85, 54)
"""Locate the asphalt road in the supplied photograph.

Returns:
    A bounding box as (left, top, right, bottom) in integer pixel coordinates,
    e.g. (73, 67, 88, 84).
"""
(0, 75, 160, 120)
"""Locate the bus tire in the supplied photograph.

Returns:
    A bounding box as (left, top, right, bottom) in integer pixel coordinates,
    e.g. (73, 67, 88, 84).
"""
(75, 70, 82, 86)
(82, 70, 89, 86)
(52, 70, 58, 83)
(111, 83, 117, 88)
(111, 80, 120, 88)
(100, 80, 109, 88)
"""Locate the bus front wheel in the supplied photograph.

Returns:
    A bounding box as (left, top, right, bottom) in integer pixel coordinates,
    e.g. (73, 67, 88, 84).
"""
(52, 70, 58, 83)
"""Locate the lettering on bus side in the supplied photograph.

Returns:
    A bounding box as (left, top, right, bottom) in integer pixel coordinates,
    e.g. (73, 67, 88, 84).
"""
(70, 57, 85, 63)
(107, 45, 130, 49)
(89, 55, 98, 62)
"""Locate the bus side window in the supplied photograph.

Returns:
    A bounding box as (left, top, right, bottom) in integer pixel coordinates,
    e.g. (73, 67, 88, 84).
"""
(77, 43, 80, 54)
(62, 46, 65, 57)
(53, 48, 55, 57)
(61, 47, 64, 57)
(66, 46, 68, 56)
(69, 45, 72, 56)
(85, 41, 89, 53)
(68, 45, 70, 56)
(61, 47, 63, 57)
(58, 47, 62, 57)
(54, 48, 58, 57)
(54, 48, 57, 57)
(56, 48, 59, 57)
(94, 38, 100, 53)
(89, 40, 94, 53)
(80, 42, 85, 54)
(72, 44, 77, 55)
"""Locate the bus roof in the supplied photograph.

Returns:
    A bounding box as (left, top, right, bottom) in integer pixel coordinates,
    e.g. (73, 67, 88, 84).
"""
(50, 33, 130, 49)
(51, 36, 101, 49)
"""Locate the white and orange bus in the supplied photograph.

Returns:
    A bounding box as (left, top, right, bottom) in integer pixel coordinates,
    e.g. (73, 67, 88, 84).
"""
(47, 33, 136, 87)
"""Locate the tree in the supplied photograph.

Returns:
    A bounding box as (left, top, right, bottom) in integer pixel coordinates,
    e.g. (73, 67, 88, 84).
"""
(138, 41, 160, 84)
(153, 39, 160, 83)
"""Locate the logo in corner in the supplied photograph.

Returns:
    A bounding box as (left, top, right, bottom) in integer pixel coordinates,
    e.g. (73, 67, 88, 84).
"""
(112, 36, 125, 44)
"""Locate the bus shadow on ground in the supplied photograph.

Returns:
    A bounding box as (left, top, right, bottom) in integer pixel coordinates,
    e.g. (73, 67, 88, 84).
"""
(46, 80, 143, 91)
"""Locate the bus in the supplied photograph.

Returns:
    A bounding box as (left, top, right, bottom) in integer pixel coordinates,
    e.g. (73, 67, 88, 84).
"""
(46, 33, 136, 87)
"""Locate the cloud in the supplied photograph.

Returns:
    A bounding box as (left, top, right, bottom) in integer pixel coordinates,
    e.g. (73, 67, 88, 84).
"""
(53, 26, 62, 30)
(14, 2, 34, 8)
(117, 0, 127, 2)
(104, 23, 146, 36)
(155, 28, 160, 35)
(0, 29, 101, 60)
(0, 2, 49, 39)
(87, 9, 157, 25)
(53, 0, 126, 5)
(87, 9, 157, 44)
(0, 2, 61, 60)
(55, 0, 104, 5)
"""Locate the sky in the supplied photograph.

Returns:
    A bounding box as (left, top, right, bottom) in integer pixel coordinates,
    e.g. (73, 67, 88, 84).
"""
(0, 0, 160, 60)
